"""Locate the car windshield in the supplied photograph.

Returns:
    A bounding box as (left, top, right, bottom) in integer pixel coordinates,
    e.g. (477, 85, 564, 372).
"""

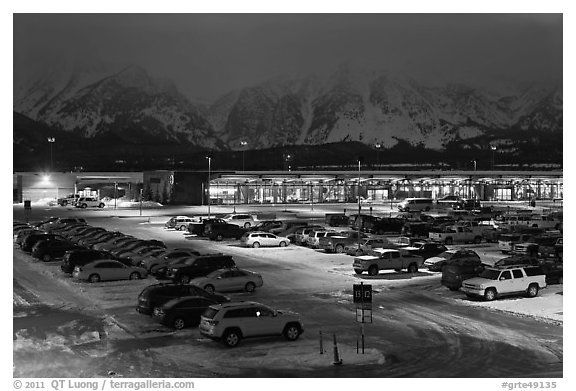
(479, 269, 500, 280)
(437, 251, 456, 259)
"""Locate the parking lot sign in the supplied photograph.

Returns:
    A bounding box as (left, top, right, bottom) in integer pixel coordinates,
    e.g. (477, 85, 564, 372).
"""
(353, 283, 372, 303)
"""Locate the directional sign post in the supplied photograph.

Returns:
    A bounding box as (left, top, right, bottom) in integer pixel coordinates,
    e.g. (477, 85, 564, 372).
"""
(353, 282, 373, 354)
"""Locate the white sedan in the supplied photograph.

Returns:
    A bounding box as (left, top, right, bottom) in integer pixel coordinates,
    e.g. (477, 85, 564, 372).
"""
(73, 259, 148, 283)
(191, 268, 264, 293)
(240, 231, 290, 248)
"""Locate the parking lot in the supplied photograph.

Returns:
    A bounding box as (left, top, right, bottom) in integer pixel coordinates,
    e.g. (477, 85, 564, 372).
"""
(13, 202, 563, 378)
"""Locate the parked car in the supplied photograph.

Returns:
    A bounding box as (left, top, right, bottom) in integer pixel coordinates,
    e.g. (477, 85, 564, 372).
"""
(273, 221, 309, 237)
(92, 236, 137, 252)
(293, 226, 325, 245)
(353, 248, 424, 275)
(199, 301, 304, 347)
(363, 217, 405, 235)
(398, 198, 434, 212)
(344, 237, 395, 256)
(40, 217, 87, 232)
(401, 221, 433, 239)
(21, 232, 66, 252)
(325, 214, 350, 227)
(240, 232, 290, 248)
(403, 241, 448, 260)
(78, 231, 123, 248)
(165, 254, 236, 284)
(154, 296, 221, 330)
(306, 230, 336, 249)
(190, 268, 264, 294)
(187, 218, 227, 236)
(75, 197, 105, 209)
(423, 249, 481, 272)
(221, 213, 256, 229)
(57, 193, 80, 206)
(61, 249, 112, 274)
(137, 282, 230, 315)
(205, 223, 246, 241)
(138, 248, 202, 272)
(249, 220, 284, 232)
(31, 238, 81, 262)
(441, 257, 485, 290)
(73, 259, 148, 282)
(318, 231, 368, 253)
(164, 216, 201, 231)
(462, 265, 547, 301)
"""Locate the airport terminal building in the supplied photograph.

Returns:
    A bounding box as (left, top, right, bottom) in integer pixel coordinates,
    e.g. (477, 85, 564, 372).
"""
(14, 169, 563, 206)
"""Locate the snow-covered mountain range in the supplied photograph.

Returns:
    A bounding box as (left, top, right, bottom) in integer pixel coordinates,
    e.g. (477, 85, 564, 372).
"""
(13, 62, 562, 152)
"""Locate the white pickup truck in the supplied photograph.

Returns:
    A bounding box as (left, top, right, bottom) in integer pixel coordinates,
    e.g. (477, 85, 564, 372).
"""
(353, 248, 424, 276)
(462, 265, 547, 301)
(429, 225, 483, 245)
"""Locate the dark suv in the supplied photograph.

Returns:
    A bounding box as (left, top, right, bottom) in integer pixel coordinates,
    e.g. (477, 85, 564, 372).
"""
(441, 257, 485, 291)
(61, 249, 111, 274)
(136, 283, 230, 315)
(165, 254, 236, 284)
(31, 239, 81, 262)
(206, 223, 246, 241)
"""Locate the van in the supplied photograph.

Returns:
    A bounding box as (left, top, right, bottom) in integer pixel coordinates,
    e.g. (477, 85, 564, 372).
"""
(397, 198, 434, 212)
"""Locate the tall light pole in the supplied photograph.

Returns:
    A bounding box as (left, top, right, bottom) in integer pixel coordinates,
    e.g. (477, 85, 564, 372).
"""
(374, 143, 382, 169)
(240, 140, 248, 171)
(490, 145, 497, 170)
(357, 157, 362, 249)
(47, 137, 56, 171)
(206, 155, 212, 218)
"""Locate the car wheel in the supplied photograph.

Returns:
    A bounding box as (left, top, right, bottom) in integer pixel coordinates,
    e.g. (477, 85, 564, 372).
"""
(474, 236, 481, 244)
(62, 200, 68, 206)
(179, 225, 186, 231)
(129, 272, 141, 280)
(283, 323, 301, 341)
(354, 268, 363, 275)
(244, 222, 251, 229)
(252, 242, 261, 248)
(204, 284, 215, 294)
(368, 265, 378, 276)
(444, 237, 453, 245)
(179, 275, 191, 284)
(407, 263, 418, 273)
(223, 329, 242, 348)
(89, 274, 101, 283)
(216, 234, 223, 241)
(173, 317, 186, 330)
(81, 203, 88, 209)
(484, 288, 497, 301)
(425, 206, 431, 211)
(279, 241, 287, 247)
(98, 203, 105, 208)
(527, 283, 539, 298)
(335, 244, 344, 253)
(245, 282, 256, 292)
(42, 254, 51, 262)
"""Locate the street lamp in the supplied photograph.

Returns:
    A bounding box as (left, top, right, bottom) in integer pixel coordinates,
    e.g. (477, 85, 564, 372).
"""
(490, 145, 497, 170)
(374, 143, 382, 169)
(47, 137, 56, 171)
(240, 141, 248, 171)
(206, 155, 212, 218)
(357, 156, 363, 249)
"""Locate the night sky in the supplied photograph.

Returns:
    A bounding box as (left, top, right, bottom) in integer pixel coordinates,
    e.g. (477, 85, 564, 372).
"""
(13, 13, 562, 101)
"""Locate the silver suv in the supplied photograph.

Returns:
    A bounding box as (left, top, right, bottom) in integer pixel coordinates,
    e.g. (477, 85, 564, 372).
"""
(75, 197, 105, 209)
(462, 264, 547, 301)
(199, 301, 304, 347)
